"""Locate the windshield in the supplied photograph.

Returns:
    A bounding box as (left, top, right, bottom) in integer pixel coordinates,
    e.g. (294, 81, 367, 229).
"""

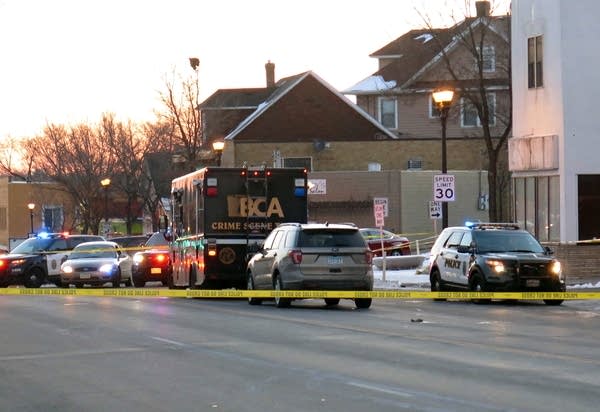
(145, 233, 169, 247)
(69, 244, 118, 259)
(299, 229, 366, 248)
(11, 238, 54, 254)
(474, 231, 545, 254)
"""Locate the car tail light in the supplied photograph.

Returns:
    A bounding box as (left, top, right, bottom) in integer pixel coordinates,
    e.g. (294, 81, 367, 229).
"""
(289, 249, 302, 264)
(154, 253, 167, 264)
(365, 250, 373, 265)
(0, 260, 5, 268)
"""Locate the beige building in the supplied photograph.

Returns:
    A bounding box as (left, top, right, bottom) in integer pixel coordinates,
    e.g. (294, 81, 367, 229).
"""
(0, 177, 77, 248)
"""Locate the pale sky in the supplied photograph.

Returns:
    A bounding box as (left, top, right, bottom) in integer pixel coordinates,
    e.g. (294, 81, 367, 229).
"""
(0, 0, 509, 139)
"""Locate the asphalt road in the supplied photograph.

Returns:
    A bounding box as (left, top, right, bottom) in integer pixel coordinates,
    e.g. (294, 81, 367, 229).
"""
(1, 294, 599, 412)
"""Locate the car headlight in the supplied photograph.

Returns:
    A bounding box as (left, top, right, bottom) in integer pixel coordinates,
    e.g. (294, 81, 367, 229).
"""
(62, 265, 74, 274)
(99, 264, 116, 274)
(133, 254, 144, 264)
(486, 259, 505, 273)
(550, 261, 562, 276)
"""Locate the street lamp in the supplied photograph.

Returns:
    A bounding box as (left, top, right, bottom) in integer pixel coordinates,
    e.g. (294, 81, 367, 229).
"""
(100, 178, 111, 234)
(27, 203, 35, 234)
(212, 141, 225, 166)
(432, 87, 455, 229)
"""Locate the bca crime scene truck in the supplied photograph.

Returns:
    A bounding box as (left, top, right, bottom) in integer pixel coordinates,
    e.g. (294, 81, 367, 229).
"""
(168, 166, 308, 289)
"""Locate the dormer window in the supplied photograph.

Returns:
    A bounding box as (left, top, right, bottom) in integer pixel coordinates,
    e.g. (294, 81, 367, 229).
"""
(378, 97, 398, 129)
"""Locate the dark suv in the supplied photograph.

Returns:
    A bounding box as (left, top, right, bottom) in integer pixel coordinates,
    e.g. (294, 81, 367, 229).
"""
(428, 223, 566, 305)
(0, 233, 105, 287)
(246, 223, 374, 309)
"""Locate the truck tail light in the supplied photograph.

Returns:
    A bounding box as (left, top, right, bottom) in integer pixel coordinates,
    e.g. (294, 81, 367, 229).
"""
(207, 243, 217, 257)
(289, 250, 302, 264)
(206, 187, 218, 197)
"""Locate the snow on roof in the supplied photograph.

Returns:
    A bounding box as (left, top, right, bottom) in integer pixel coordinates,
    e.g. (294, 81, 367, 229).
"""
(343, 75, 397, 94)
(414, 33, 434, 43)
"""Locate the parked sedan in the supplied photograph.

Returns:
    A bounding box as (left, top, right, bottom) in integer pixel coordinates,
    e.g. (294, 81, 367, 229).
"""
(131, 232, 172, 287)
(60, 241, 133, 288)
(359, 228, 411, 257)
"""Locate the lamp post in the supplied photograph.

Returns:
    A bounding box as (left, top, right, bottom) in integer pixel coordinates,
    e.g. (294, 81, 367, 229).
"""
(212, 141, 225, 166)
(27, 203, 35, 235)
(432, 87, 455, 229)
(100, 178, 111, 234)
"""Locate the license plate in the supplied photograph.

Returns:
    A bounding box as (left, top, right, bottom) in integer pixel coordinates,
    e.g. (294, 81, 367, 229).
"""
(150, 268, 162, 274)
(526, 279, 540, 287)
(80, 273, 91, 279)
(327, 256, 343, 265)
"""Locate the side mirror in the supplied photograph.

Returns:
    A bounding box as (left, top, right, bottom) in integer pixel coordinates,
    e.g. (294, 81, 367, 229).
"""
(544, 246, 554, 255)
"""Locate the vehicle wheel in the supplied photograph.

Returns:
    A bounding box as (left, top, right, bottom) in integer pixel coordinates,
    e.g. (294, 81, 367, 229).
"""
(391, 249, 401, 256)
(112, 270, 121, 288)
(167, 272, 177, 290)
(188, 267, 196, 289)
(430, 269, 447, 301)
(274, 276, 291, 308)
(544, 299, 564, 306)
(247, 274, 262, 306)
(470, 272, 491, 304)
(131, 276, 146, 288)
(355, 298, 372, 309)
(124, 278, 132, 287)
(25, 268, 45, 288)
(324, 298, 340, 306)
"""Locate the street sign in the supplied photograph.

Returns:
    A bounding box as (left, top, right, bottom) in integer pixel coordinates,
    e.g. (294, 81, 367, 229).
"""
(429, 201, 442, 220)
(433, 174, 455, 202)
(373, 197, 389, 217)
(374, 203, 385, 227)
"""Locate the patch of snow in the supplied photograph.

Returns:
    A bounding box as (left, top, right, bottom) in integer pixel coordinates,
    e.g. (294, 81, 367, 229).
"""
(414, 33, 434, 43)
(343, 75, 396, 94)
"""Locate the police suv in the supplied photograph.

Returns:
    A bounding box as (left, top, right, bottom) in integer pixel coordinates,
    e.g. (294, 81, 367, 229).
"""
(0, 233, 104, 288)
(428, 223, 566, 305)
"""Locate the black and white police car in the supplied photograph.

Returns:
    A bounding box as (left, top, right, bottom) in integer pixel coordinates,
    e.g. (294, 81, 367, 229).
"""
(0, 232, 105, 288)
(428, 222, 566, 305)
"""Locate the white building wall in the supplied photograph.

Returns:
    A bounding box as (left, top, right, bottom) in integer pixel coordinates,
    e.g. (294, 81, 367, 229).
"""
(511, 0, 600, 242)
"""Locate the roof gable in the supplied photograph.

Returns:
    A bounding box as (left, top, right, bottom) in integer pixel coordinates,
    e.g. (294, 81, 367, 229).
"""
(225, 71, 397, 142)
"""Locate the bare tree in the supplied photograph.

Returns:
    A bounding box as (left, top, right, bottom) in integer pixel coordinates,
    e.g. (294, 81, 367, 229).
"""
(0, 136, 36, 181)
(24, 122, 118, 234)
(156, 62, 204, 171)
(418, 0, 512, 221)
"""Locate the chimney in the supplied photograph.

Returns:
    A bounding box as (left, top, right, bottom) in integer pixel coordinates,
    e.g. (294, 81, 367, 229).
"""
(475, 1, 490, 17)
(265, 61, 275, 88)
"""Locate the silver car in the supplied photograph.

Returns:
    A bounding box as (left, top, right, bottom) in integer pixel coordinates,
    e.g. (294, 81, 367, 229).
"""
(247, 223, 374, 309)
(60, 241, 133, 288)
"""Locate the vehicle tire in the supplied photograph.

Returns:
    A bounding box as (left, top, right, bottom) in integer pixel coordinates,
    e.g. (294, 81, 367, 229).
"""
(543, 299, 563, 306)
(324, 298, 340, 306)
(391, 249, 401, 256)
(131, 276, 144, 288)
(430, 269, 447, 301)
(124, 278, 132, 287)
(60, 281, 70, 288)
(274, 276, 291, 308)
(25, 268, 45, 288)
(247, 274, 262, 306)
(188, 267, 196, 289)
(355, 298, 372, 309)
(112, 270, 121, 288)
(470, 272, 491, 304)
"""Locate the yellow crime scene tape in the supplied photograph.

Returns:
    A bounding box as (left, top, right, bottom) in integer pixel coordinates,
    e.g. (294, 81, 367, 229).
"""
(1, 288, 600, 300)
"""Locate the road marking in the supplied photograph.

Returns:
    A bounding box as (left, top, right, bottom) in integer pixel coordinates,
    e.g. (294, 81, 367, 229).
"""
(150, 336, 186, 347)
(0, 347, 144, 361)
(346, 381, 413, 398)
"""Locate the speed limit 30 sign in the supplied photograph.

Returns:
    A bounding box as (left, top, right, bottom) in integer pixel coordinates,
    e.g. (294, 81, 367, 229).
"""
(433, 174, 455, 202)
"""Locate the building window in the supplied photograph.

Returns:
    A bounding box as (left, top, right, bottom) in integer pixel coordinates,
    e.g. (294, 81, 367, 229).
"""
(407, 159, 423, 170)
(42, 205, 64, 232)
(461, 94, 496, 127)
(477, 46, 496, 72)
(528, 35, 543, 88)
(513, 175, 559, 242)
(283, 157, 312, 171)
(429, 95, 441, 118)
(378, 97, 397, 129)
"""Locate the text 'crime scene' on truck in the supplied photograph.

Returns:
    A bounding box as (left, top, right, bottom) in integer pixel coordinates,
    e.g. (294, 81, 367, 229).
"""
(168, 166, 308, 289)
